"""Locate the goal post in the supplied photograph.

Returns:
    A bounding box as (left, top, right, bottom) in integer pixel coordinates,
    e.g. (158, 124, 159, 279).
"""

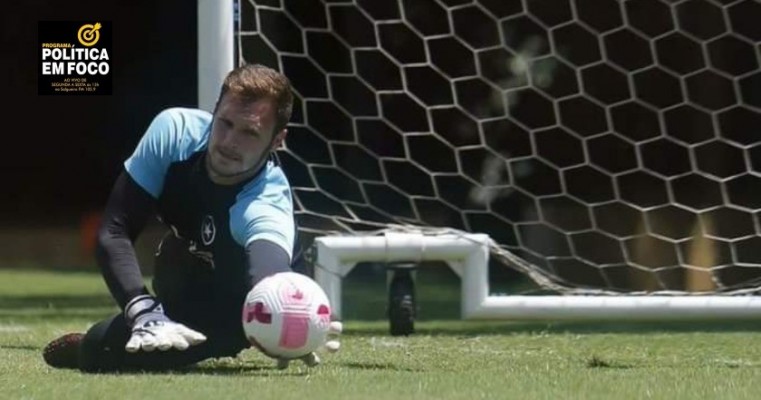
(197, 0, 234, 112)
(313, 230, 761, 321)
(312, 231, 490, 319)
(207, 0, 761, 322)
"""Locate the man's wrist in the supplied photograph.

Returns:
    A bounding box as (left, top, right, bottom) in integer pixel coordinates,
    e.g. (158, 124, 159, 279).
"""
(124, 294, 164, 326)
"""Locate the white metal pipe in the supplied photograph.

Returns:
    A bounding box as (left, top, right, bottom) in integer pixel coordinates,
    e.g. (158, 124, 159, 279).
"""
(198, 0, 234, 112)
(461, 247, 490, 319)
(314, 264, 344, 318)
(464, 295, 761, 320)
(314, 233, 490, 263)
(313, 233, 761, 321)
(315, 233, 489, 319)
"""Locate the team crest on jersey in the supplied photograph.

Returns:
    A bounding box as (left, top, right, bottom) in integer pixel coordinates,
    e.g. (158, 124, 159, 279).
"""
(201, 215, 216, 245)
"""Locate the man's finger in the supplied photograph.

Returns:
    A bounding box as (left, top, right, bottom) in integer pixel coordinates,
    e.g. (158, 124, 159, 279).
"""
(329, 321, 343, 334)
(176, 325, 207, 345)
(125, 335, 141, 353)
(301, 352, 320, 367)
(140, 335, 157, 352)
(172, 337, 190, 351)
(164, 332, 188, 351)
(325, 340, 340, 352)
(155, 330, 175, 351)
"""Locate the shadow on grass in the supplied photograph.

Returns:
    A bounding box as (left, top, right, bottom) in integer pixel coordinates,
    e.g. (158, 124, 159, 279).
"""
(90, 362, 310, 377)
(0, 344, 39, 351)
(581, 355, 761, 370)
(342, 319, 761, 337)
(340, 361, 422, 372)
(0, 294, 115, 309)
(88, 360, 424, 376)
(585, 355, 636, 369)
(0, 294, 118, 322)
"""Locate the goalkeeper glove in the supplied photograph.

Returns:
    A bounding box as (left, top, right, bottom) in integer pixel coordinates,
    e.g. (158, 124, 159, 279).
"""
(124, 295, 207, 352)
(274, 321, 343, 369)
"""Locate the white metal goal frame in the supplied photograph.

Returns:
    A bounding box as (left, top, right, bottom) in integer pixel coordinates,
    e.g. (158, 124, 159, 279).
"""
(312, 231, 761, 321)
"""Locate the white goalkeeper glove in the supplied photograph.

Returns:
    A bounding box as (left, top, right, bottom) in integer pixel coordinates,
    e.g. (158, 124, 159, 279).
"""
(272, 320, 343, 369)
(124, 295, 207, 353)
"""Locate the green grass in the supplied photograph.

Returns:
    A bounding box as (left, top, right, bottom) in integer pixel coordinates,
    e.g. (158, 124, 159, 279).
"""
(3, 269, 761, 399)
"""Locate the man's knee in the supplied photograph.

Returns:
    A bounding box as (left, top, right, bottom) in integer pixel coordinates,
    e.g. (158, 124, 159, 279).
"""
(79, 315, 129, 372)
(78, 314, 237, 372)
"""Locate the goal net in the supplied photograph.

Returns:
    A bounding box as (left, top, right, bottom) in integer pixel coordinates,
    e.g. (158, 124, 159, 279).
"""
(233, 0, 761, 301)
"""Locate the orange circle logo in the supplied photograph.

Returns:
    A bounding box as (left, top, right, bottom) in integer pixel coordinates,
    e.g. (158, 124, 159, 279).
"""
(77, 23, 101, 47)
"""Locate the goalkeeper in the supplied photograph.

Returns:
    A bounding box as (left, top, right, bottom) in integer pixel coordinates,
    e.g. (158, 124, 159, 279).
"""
(42, 64, 340, 372)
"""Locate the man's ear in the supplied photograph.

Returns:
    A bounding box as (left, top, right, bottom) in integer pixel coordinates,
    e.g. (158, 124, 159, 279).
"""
(272, 128, 287, 149)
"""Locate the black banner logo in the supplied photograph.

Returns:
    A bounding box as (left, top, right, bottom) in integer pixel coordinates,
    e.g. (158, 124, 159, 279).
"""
(38, 21, 112, 95)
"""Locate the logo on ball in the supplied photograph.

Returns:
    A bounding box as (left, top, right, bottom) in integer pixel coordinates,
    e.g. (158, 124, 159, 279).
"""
(242, 272, 332, 358)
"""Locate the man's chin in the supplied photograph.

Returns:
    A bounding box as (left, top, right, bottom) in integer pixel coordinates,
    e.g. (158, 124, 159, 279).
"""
(211, 168, 244, 179)
(207, 153, 265, 182)
(208, 161, 240, 177)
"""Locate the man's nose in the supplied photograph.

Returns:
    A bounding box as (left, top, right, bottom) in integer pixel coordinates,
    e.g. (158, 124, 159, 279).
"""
(222, 130, 239, 148)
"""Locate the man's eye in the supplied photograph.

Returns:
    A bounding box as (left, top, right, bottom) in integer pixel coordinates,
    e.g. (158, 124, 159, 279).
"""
(216, 118, 231, 128)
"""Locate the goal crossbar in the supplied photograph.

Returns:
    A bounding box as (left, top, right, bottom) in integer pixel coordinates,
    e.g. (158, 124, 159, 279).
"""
(313, 232, 761, 321)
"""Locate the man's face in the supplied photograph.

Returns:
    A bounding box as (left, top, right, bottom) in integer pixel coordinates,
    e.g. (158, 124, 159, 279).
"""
(207, 94, 286, 184)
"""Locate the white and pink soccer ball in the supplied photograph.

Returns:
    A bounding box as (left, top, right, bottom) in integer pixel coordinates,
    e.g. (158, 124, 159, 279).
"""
(242, 272, 334, 358)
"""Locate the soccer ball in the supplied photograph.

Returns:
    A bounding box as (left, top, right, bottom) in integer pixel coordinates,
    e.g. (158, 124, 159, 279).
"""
(242, 272, 332, 359)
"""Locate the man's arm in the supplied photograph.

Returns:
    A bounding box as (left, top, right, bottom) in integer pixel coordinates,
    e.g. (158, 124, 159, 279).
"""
(245, 239, 292, 287)
(96, 169, 207, 352)
(95, 170, 155, 309)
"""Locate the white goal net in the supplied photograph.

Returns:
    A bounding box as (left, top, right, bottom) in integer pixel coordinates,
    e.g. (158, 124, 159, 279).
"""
(234, 0, 761, 299)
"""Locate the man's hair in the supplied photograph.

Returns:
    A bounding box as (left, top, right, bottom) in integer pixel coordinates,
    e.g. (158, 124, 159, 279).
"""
(217, 63, 294, 134)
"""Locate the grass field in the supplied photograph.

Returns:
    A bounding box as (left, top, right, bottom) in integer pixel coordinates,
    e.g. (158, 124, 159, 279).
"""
(2, 268, 761, 400)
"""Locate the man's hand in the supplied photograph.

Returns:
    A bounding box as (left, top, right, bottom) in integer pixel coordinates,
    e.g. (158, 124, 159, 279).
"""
(274, 321, 343, 369)
(124, 295, 207, 352)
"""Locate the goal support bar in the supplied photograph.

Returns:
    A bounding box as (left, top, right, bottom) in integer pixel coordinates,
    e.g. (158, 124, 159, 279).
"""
(197, 0, 233, 112)
(313, 232, 761, 321)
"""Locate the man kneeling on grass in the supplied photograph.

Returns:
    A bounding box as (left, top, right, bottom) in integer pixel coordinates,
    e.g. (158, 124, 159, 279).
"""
(43, 64, 340, 372)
